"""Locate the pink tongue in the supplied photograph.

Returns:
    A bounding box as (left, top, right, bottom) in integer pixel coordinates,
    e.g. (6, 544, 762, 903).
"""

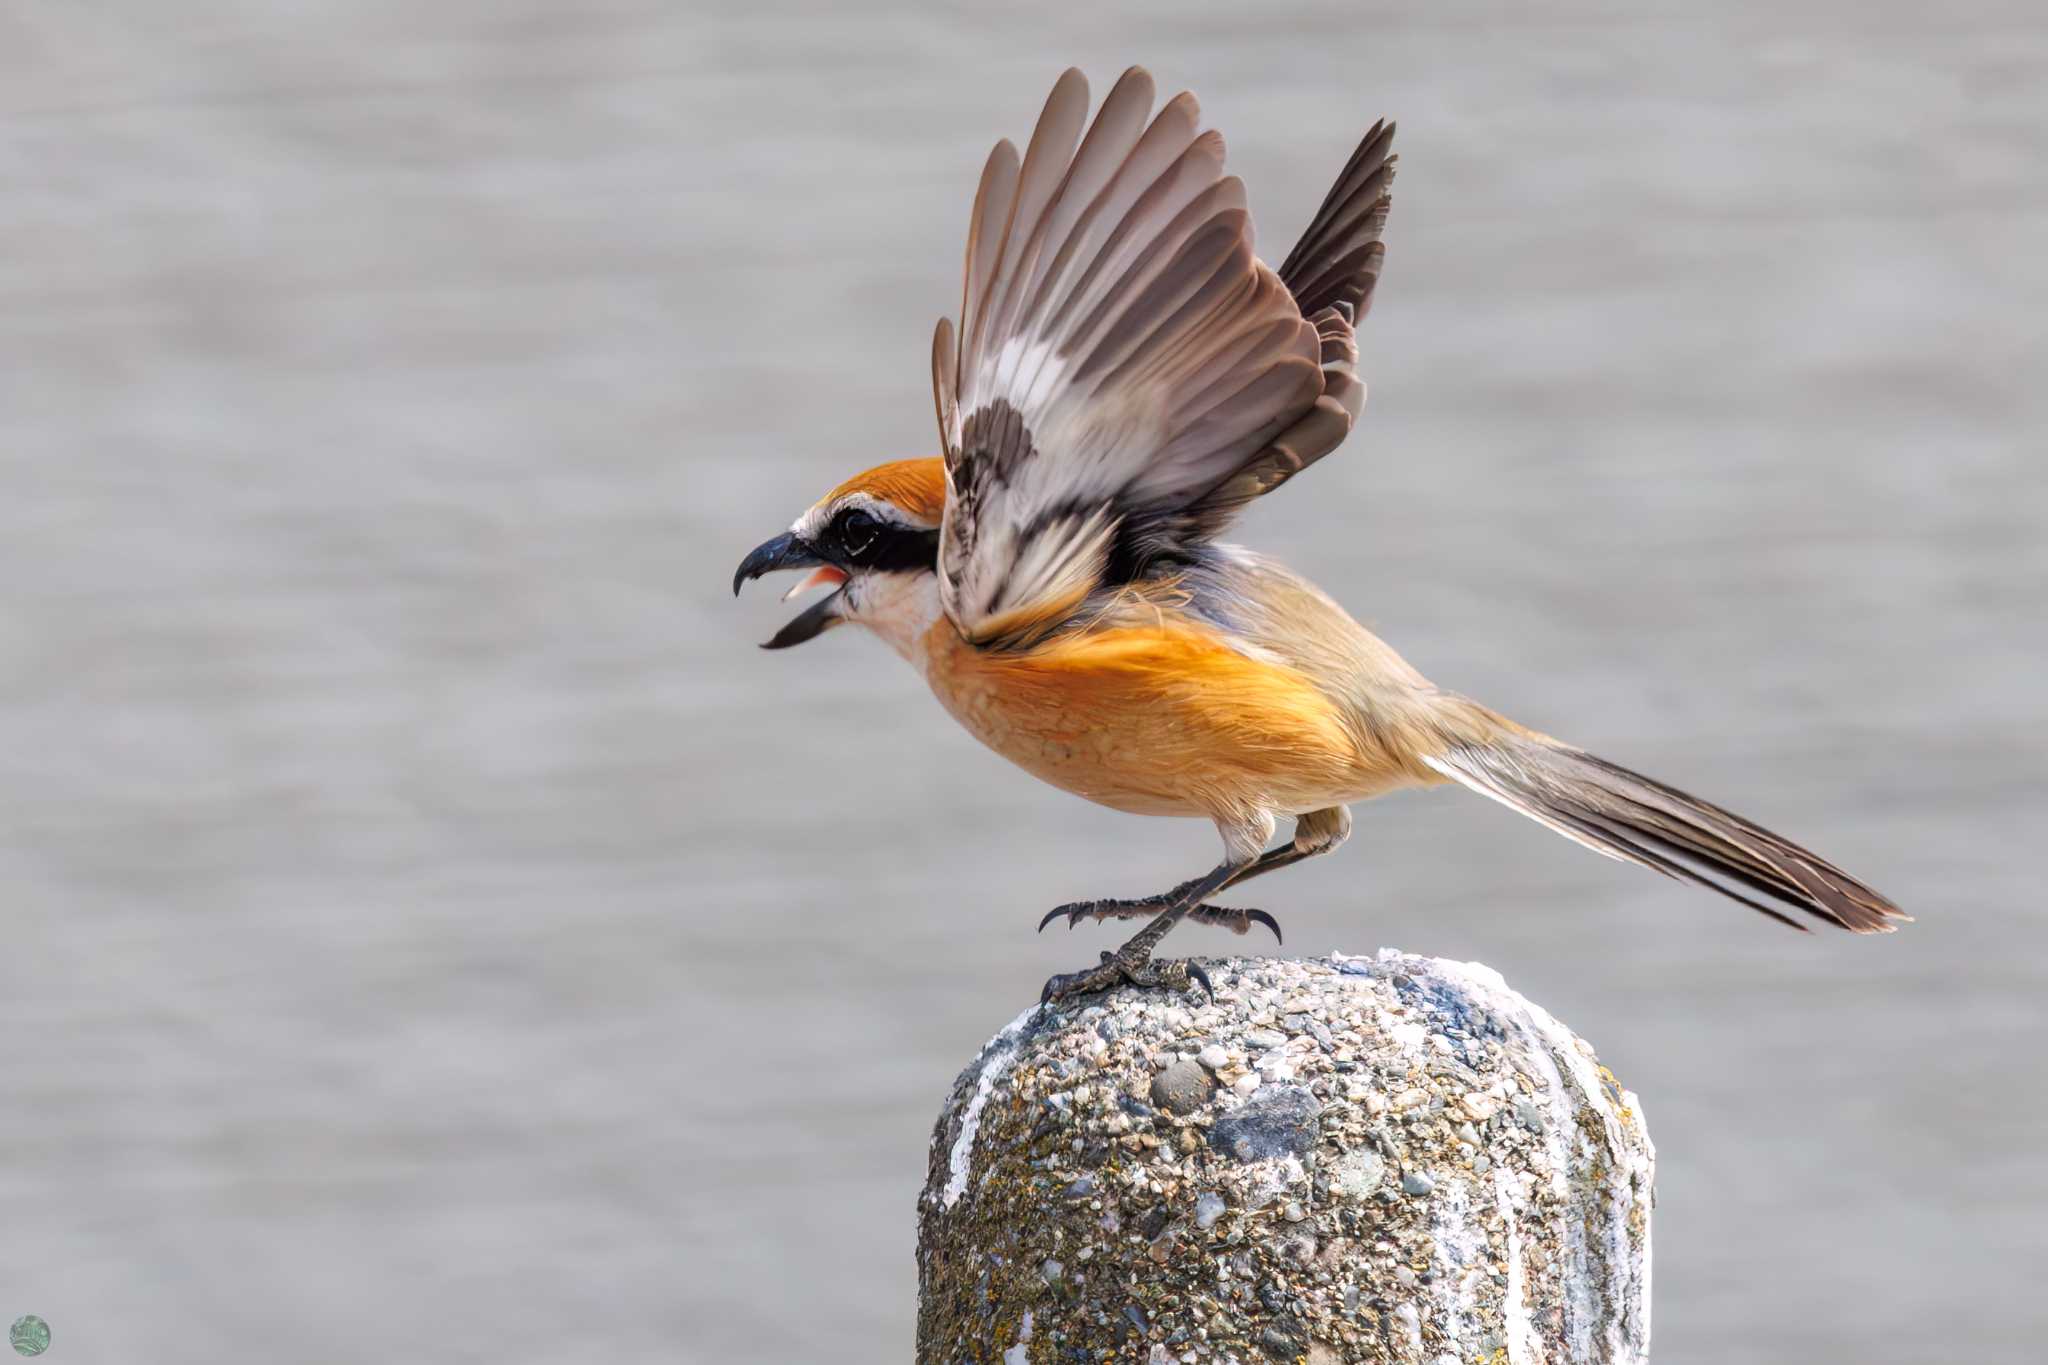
(782, 565, 848, 602)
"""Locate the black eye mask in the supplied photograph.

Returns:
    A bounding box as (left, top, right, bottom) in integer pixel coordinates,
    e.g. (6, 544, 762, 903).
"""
(827, 507, 939, 574)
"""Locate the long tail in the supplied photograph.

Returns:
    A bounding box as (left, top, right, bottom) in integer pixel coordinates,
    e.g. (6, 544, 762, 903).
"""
(1425, 733, 1908, 933)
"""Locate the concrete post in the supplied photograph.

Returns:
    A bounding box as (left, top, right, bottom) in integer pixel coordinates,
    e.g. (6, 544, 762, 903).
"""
(918, 951, 1653, 1364)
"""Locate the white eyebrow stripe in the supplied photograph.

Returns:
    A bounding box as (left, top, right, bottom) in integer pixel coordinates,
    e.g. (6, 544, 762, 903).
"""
(795, 490, 930, 539)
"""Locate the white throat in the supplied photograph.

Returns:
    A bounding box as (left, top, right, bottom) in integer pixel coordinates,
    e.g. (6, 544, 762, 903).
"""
(844, 570, 943, 671)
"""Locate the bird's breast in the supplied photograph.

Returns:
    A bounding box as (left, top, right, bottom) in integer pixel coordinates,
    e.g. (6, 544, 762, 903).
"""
(917, 613, 1408, 819)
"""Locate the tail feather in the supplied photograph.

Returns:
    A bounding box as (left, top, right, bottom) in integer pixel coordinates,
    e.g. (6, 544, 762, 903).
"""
(1425, 738, 1909, 934)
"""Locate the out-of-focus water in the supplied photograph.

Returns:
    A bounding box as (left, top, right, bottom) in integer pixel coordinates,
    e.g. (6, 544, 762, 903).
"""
(2, 4, 2043, 1361)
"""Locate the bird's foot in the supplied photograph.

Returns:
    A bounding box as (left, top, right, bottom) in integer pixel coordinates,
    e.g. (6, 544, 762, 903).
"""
(1037, 897, 1281, 944)
(1040, 950, 1211, 1005)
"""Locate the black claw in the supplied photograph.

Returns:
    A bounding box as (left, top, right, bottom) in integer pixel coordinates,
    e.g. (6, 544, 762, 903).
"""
(1038, 901, 1114, 933)
(1187, 962, 1213, 999)
(1248, 909, 1283, 945)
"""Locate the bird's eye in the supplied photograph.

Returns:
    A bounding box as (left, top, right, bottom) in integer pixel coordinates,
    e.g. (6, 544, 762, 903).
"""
(836, 508, 882, 558)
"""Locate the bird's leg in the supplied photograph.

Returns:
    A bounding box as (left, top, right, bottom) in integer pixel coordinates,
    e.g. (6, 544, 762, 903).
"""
(1040, 860, 1238, 1003)
(1036, 807, 1353, 947)
(1037, 852, 1301, 942)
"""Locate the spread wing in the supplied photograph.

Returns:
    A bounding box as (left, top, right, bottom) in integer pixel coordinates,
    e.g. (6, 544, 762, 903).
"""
(930, 67, 1393, 648)
(1183, 117, 1396, 541)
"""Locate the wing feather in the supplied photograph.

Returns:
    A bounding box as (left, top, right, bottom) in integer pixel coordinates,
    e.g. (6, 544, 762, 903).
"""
(935, 70, 1395, 647)
(930, 316, 958, 458)
(960, 141, 1019, 370)
(1173, 122, 1397, 541)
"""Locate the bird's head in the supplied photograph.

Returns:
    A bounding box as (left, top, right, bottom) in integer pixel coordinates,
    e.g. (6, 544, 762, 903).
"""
(732, 457, 947, 657)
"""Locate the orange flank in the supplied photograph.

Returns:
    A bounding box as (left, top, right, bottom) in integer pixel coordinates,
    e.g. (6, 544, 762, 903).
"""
(921, 608, 1408, 822)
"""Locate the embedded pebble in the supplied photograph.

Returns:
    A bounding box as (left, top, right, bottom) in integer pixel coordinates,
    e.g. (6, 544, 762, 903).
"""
(1208, 1085, 1322, 1164)
(1149, 1059, 1214, 1116)
(1259, 1327, 1298, 1357)
(1332, 1149, 1385, 1198)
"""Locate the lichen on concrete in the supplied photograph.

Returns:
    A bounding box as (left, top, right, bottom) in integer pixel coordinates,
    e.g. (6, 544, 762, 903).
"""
(917, 951, 1653, 1364)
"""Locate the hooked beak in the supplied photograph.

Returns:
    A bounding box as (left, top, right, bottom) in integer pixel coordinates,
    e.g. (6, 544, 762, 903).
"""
(732, 532, 849, 650)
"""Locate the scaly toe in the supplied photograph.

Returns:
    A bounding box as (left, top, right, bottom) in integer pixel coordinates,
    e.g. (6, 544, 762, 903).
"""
(1112, 957, 1212, 1001)
(1035, 897, 1166, 933)
(1040, 952, 1214, 1005)
(1190, 905, 1283, 944)
(1039, 960, 1124, 1003)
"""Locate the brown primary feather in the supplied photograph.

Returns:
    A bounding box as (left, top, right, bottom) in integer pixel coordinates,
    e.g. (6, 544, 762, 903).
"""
(1172, 306, 1366, 542)
(1167, 121, 1400, 540)
(929, 319, 958, 468)
(1278, 119, 1398, 320)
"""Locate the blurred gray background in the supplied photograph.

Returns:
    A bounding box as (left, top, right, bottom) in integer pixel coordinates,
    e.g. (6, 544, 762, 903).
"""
(2, 2, 2043, 1362)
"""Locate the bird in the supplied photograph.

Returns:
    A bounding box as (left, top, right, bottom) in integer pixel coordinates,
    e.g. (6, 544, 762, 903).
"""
(732, 66, 1907, 1003)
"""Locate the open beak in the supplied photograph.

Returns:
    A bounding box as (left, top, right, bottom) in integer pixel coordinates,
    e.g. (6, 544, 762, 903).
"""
(732, 532, 849, 650)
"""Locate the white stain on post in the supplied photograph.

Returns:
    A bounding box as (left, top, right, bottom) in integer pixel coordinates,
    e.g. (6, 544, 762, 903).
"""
(942, 1004, 1040, 1208)
(1001, 1309, 1033, 1364)
(1496, 1166, 1542, 1365)
(1413, 951, 1655, 1364)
